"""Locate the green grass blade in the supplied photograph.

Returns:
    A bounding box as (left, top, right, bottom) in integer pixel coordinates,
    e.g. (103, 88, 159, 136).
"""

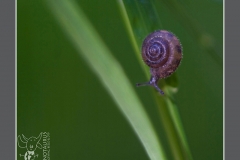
(47, 0, 166, 159)
(119, 0, 193, 159)
(117, 0, 147, 76)
(122, 0, 162, 46)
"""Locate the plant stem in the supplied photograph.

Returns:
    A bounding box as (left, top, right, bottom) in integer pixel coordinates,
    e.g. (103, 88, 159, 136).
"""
(119, 0, 193, 159)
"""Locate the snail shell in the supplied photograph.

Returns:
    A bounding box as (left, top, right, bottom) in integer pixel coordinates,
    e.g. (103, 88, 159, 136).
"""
(137, 30, 182, 95)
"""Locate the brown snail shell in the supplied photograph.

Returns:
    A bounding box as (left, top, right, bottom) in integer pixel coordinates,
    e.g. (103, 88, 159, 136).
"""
(136, 30, 182, 95)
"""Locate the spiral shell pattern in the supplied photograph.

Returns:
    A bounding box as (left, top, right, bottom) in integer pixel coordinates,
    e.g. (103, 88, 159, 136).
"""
(141, 30, 182, 78)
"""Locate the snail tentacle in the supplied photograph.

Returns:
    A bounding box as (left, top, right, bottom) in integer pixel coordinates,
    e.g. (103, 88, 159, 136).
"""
(136, 82, 150, 87)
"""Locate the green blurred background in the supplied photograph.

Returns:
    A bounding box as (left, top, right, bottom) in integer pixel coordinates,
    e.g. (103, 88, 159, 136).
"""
(17, 0, 223, 159)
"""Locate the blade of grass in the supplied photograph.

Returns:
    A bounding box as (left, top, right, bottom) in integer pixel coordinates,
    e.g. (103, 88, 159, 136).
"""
(117, 0, 147, 76)
(118, 0, 193, 159)
(47, 0, 166, 159)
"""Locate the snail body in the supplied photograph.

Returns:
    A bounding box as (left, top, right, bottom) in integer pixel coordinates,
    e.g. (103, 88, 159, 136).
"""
(136, 30, 182, 95)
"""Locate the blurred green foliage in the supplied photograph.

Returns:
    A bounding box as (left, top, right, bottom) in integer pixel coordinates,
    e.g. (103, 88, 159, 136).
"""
(18, 0, 223, 160)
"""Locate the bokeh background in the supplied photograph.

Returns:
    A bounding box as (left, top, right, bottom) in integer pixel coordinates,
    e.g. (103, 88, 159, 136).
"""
(17, 0, 223, 159)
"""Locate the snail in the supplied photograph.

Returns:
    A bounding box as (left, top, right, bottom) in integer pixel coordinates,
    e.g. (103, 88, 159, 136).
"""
(136, 30, 182, 95)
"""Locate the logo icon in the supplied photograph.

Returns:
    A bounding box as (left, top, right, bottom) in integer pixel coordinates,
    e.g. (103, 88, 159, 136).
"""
(17, 132, 42, 160)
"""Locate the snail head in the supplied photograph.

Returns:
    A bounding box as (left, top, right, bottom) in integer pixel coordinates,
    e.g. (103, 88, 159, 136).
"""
(136, 76, 164, 95)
